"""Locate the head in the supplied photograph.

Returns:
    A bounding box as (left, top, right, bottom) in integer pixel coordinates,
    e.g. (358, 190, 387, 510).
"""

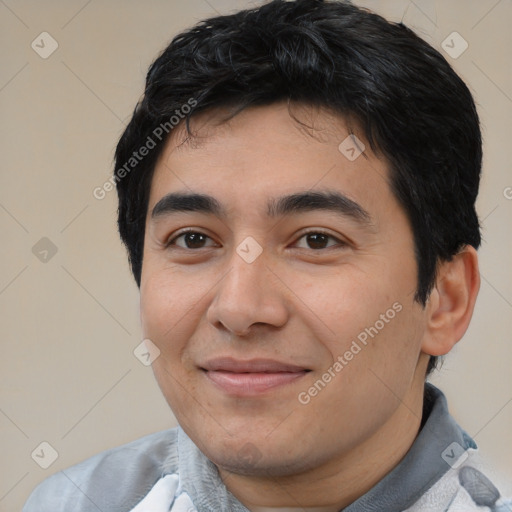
(114, 0, 481, 487)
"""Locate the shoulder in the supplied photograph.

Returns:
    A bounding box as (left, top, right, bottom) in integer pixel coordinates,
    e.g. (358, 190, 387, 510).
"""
(23, 427, 179, 512)
(406, 449, 512, 512)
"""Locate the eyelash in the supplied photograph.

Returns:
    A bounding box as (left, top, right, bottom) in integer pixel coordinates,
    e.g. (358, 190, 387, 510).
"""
(165, 229, 347, 251)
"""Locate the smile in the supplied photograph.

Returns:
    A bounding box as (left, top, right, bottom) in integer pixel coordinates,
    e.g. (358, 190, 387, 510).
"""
(200, 358, 310, 396)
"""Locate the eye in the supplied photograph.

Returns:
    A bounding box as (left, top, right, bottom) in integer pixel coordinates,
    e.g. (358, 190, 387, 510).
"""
(165, 230, 346, 251)
(293, 231, 346, 250)
(166, 230, 217, 249)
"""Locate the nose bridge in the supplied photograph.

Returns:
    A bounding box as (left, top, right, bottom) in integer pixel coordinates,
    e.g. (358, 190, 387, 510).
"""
(221, 245, 270, 308)
(207, 242, 288, 334)
(224, 232, 272, 291)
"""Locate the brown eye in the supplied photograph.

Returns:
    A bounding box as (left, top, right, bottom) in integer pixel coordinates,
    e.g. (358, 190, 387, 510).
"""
(167, 231, 216, 249)
(306, 233, 329, 249)
(294, 231, 345, 250)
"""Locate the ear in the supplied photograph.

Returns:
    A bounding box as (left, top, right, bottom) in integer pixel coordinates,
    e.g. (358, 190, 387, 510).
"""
(421, 245, 480, 357)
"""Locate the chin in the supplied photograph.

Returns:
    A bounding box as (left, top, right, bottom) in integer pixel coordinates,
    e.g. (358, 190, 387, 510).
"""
(200, 434, 318, 478)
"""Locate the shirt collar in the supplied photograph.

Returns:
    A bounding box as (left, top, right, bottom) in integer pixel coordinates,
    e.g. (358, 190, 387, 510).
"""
(173, 384, 476, 511)
(342, 383, 476, 511)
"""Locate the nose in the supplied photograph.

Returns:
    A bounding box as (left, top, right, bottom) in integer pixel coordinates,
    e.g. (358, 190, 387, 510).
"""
(206, 247, 289, 336)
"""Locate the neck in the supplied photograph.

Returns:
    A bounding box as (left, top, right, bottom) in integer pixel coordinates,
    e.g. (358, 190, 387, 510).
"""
(218, 378, 426, 511)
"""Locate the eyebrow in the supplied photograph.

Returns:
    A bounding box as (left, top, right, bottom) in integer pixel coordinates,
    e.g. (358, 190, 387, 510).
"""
(152, 192, 223, 218)
(267, 191, 372, 225)
(151, 191, 373, 226)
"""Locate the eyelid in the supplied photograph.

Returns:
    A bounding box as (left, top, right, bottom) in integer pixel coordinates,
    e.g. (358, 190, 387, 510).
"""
(164, 228, 349, 250)
(291, 229, 349, 249)
(165, 228, 218, 248)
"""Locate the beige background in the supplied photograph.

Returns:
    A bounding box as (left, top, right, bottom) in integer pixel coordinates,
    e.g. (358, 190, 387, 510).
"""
(1, 0, 511, 510)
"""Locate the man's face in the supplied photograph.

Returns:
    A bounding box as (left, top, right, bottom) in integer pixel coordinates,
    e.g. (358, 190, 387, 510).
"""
(140, 103, 429, 476)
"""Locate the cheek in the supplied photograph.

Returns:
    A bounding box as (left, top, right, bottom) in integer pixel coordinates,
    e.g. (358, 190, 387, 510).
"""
(140, 267, 205, 355)
(139, 269, 207, 414)
(334, 298, 424, 405)
(288, 265, 400, 350)
(309, 300, 424, 435)
(296, 262, 423, 381)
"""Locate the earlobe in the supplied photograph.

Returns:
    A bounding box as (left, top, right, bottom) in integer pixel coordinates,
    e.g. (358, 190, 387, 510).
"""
(421, 246, 480, 357)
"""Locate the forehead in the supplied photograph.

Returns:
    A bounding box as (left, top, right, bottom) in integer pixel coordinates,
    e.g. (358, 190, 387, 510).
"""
(169, 102, 369, 157)
(148, 102, 394, 219)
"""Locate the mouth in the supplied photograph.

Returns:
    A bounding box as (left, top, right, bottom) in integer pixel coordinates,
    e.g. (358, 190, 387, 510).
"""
(200, 357, 311, 396)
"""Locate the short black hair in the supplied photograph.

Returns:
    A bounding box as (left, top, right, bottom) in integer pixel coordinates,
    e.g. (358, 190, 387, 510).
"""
(114, 0, 482, 375)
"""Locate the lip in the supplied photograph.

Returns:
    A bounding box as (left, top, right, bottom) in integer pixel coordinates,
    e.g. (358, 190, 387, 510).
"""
(201, 357, 310, 396)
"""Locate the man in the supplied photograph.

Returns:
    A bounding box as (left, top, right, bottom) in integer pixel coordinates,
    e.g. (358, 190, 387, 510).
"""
(24, 0, 511, 510)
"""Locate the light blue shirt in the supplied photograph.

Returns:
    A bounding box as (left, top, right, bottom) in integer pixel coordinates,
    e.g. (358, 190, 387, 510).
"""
(23, 385, 511, 511)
